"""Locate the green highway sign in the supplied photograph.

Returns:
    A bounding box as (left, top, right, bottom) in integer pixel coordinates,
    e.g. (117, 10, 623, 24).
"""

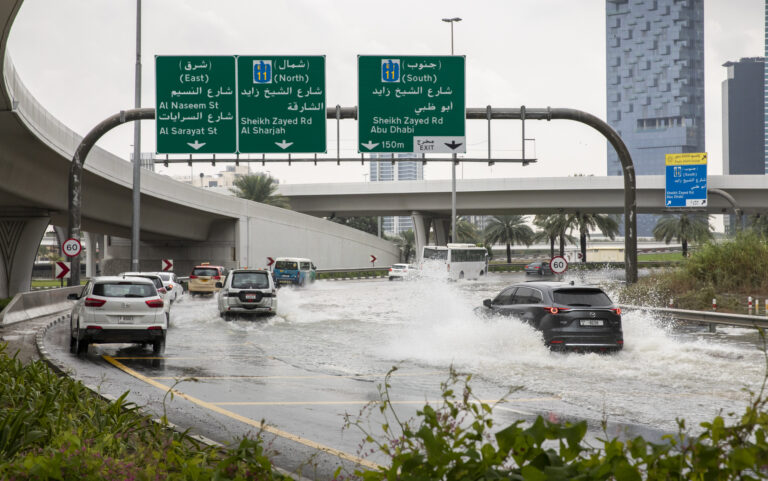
(237, 56, 326, 153)
(357, 55, 465, 154)
(156, 56, 237, 154)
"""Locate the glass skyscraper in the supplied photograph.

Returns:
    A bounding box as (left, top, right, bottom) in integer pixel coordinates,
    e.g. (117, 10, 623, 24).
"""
(369, 154, 424, 236)
(606, 0, 705, 234)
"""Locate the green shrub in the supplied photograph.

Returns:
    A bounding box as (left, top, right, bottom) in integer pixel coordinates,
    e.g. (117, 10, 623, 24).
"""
(343, 365, 768, 480)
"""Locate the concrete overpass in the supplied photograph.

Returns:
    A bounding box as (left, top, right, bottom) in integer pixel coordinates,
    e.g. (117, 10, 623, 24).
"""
(278, 175, 768, 217)
(0, 0, 398, 297)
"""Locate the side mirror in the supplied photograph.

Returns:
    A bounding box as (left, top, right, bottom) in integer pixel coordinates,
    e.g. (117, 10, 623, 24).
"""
(215, 282, 223, 288)
(67, 293, 79, 301)
(483, 299, 492, 308)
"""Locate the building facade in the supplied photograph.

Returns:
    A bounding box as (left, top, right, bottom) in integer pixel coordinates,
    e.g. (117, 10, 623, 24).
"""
(606, 0, 705, 235)
(369, 154, 424, 236)
(722, 57, 765, 175)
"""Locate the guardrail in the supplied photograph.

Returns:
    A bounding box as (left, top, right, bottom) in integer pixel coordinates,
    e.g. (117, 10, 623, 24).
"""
(622, 305, 768, 330)
(0, 286, 81, 326)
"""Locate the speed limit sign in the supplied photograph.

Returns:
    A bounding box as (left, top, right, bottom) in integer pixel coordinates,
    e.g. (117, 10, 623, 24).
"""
(62, 238, 82, 257)
(549, 256, 568, 274)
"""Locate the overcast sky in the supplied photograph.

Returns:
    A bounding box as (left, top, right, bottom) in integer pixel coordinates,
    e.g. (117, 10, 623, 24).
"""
(7, 0, 764, 185)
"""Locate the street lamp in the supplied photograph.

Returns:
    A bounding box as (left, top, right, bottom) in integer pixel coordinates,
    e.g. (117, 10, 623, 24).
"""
(442, 17, 461, 243)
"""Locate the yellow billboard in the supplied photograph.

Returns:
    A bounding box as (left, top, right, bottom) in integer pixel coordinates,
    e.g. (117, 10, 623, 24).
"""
(665, 152, 707, 166)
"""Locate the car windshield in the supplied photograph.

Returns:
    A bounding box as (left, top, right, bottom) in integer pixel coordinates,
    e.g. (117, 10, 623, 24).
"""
(93, 282, 155, 298)
(231, 272, 269, 289)
(300, 262, 311, 270)
(553, 288, 613, 307)
(275, 261, 298, 270)
(393, 264, 408, 269)
(423, 248, 447, 260)
(158, 273, 171, 281)
(192, 268, 219, 276)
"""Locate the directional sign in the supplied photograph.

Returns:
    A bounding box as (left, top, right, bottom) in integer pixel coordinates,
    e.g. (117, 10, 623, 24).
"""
(549, 256, 568, 274)
(266, 257, 275, 267)
(665, 152, 707, 208)
(54, 261, 71, 279)
(161, 259, 174, 272)
(156, 56, 237, 154)
(370, 254, 377, 265)
(62, 238, 82, 258)
(358, 56, 465, 153)
(237, 56, 326, 153)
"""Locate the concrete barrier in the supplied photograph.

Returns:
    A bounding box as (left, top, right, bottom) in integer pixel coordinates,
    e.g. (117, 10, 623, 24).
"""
(0, 286, 81, 326)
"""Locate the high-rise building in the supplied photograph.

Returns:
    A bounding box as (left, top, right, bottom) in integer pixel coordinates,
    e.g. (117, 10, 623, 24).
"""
(606, 0, 705, 235)
(722, 57, 765, 175)
(369, 154, 424, 235)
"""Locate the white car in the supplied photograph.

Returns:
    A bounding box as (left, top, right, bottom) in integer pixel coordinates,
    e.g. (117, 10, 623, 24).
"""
(120, 272, 171, 320)
(216, 268, 277, 319)
(388, 264, 416, 281)
(67, 276, 168, 355)
(154, 271, 184, 303)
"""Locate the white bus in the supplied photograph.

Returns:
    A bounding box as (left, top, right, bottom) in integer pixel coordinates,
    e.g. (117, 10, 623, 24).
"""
(420, 244, 489, 280)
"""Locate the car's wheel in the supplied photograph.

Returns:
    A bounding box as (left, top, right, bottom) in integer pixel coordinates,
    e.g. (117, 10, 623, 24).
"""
(479, 270, 485, 276)
(153, 336, 166, 355)
(221, 312, 231, 321)
(388, 277, 394, 281)
(459, 271, 465, 280)
(75, 335, 88, 356)
(69, 334, 77, 354)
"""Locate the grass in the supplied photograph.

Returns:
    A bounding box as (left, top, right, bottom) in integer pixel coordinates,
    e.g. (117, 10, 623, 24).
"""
(638, 251, 684, 261)
(31, 279, 87, 288)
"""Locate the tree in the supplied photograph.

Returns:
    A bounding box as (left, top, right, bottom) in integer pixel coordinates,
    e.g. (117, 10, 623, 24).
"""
(653, 213, 713, 257)
(533, 214, 575, 258)
(456, 217, 480, 244)
(748, 213, 768, 237)
(567, 213, 620, 263)
(483, 215, 534, 263)
(329, 216, 380, 236)
(394, 230, 415, 263)
(230, 174, 290, 208)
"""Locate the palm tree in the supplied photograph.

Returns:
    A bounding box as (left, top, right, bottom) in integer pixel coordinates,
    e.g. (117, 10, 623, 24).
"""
(748, 213, 768, 237)
(566, 213, 619, 263)
(456, 217, 480, 244)
(230, 174, 290, 208)
(394, 230, 415, 262)
(533, 214, 575, 258)
(653, 213, 713, 257)
(483, 215, 534, 263)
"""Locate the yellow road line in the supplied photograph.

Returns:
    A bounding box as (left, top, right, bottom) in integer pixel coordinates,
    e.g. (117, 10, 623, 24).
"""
(102, 355, 381, 470)
(213, 397, 559, 406)
(150, 371, 445, 381)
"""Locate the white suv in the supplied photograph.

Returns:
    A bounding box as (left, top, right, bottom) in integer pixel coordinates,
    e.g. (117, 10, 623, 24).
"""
(216, 269, 277, 319)
(68, 276, 167, 355)
(388, 264, 416, 281)
(120, 272, 172, 320)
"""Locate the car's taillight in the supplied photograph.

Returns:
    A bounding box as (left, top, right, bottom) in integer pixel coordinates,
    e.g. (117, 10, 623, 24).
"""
(145, 299, 164, 308)
(213, 275, 221, 280)
(389, 268, 392, 272)
(189, 275, 198, 279)
(550, 340, 564, 344)
(167, 283, 174, 290)
(84, 298, 106, 307)
(147, 326, 163, 330)
(611, 308, 622, 315)
(85, 325, 102, 330)
(547, 307, 571, 314)
(158, 287, 167, 294)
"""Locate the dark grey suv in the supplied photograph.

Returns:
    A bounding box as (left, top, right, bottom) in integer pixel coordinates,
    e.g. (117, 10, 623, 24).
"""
(481, 281, 623, 352)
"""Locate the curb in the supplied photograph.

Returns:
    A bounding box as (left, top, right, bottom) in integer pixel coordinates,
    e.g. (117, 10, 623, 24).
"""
(33, 314, 308, 481)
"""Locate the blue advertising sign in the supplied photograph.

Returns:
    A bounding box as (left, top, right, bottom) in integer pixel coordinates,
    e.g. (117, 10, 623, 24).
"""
(664, 153, 707, 208)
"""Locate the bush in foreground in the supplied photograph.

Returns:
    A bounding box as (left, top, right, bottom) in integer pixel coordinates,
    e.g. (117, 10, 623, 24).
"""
(342, 366, 768, 480)
(0, 344, 289, 481)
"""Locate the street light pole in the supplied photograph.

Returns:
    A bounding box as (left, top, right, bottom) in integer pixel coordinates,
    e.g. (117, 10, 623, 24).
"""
(130, 0, 142, 272)
(442, 17, 461, 243)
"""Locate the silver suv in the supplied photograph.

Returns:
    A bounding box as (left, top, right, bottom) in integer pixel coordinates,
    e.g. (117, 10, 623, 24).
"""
(216, 269, 277, 320)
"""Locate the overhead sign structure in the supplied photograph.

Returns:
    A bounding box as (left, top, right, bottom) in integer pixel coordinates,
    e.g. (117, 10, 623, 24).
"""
(665, 152, 707, 208)
(161, 259, 174, 272)
(54, 261, 71, 279)
(549, 256, 568, 274)
(62, 238, 82, 258)
(237, 56, 326, 153)
(156, 56, 237, 154)
(358, 55, 465, 154)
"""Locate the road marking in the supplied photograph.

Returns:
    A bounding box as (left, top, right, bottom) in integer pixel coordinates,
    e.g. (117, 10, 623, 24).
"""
(149, 371, 446, 381)
(102, 355, 381, 470)
(212, 397, 558, 407)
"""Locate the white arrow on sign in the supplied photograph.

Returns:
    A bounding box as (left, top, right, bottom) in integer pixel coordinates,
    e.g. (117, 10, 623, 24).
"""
(187, 140, 206, 150)
(275, 140, 294, 150)
(361, 141, 380, 150)
(54, 261, 71, 279)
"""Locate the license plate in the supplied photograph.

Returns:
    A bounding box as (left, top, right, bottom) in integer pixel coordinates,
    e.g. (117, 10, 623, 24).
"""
(117, 316, 134, 324)
(244, 293, 257, 301)
(200, 279, 209, 283)
(580, 319, 604, 327)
